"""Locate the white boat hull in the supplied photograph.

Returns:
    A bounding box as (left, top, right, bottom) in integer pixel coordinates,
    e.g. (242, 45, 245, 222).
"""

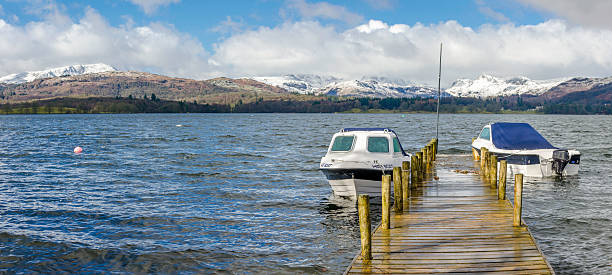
(487, 155, 580, 178)
(328, 178, 394, 200)
(504, 163, 579, 178)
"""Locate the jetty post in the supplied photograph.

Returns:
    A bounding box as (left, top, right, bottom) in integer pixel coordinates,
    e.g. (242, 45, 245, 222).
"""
(357, 194, 371, 260)
(513, 174, 524, 227)
(498, 160, 507, 200)
(490, 155, 498, 187)
(393, 167, 403, 212)
(401, 161, 410, 209)
(472, 138, 479, 160)
(416, 152, 424, 177)
(421, 146, 429, 172)
(433, 138, 438, 159)
(410, 155, 418, 184)
(428, 143, 434, 163)
(483, 150, 490, 179)
(480, 147, 487, 173)
(421, 147, 427, 173)
(381, 175, 391, 229)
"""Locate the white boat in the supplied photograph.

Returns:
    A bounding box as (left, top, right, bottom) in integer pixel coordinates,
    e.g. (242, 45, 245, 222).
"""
(472, 122, 580, 177)
(320, 128, 411, 200)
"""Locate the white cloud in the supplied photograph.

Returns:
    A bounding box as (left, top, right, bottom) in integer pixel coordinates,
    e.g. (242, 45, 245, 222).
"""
(476, 0, 509, 22)
(517, 0, 612, 29)
(211, 16, 245, 34)
(3, 3, 612, 88)
(211, 19, 612, 86)
(284, 0, 363, 25)
(0, 7, 212, 79)
(128, 0, 180, 15)
(362, 0, 396, 10)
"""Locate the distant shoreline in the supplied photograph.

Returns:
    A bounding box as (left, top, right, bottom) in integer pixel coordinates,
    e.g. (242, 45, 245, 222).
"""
(1, 97, 610, 115)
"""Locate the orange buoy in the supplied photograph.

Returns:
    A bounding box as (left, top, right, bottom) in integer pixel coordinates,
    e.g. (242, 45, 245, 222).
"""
(74, 146, 83, 154)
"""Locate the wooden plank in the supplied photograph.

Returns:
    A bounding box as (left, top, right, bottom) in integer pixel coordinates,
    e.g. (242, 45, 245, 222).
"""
(371, 239, 536, 245)
(349, 271, 551, 275)
(345, 154, 554, 274)
(348, 264, 552, 273)
(366, 251, 544, 259)
(350, 256, 547, 265)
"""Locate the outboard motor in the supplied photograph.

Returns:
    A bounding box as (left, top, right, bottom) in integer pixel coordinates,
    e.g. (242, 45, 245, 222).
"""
(552, 149, 570, 175)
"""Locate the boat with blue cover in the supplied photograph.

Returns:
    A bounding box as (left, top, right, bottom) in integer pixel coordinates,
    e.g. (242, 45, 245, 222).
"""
(472, 122, 580, 177)
(320, 128, 411, 199)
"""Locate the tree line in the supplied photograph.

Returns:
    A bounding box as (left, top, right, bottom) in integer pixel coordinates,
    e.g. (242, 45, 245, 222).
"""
(1, 96, 611, 115)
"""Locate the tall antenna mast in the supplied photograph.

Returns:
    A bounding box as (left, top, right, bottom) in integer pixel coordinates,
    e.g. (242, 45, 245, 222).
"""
(435, 43, 442, 144)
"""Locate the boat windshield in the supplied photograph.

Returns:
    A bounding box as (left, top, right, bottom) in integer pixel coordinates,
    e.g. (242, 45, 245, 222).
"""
(331, 136, 355, 151)
(479, 127, 491, 140)
(393, 137, 401, 153)
(368, 137, 389, 153)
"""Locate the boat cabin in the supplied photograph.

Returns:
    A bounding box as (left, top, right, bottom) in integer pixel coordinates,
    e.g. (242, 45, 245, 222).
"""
(326, 128, 408, 158)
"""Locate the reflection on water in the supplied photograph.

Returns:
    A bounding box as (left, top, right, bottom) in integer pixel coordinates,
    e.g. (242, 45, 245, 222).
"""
(0, 113, 610, 274)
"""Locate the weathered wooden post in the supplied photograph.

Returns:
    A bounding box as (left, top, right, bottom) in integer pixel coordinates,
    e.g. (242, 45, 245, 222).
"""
(410, 155, 418, 184)
(430, 142, 434, 160)
(490, 155, 498, 188)
(433, 138, 438, 160)
(472, 138, 479, 161)
(402, 161, 410, 208)
(427, 145, 432, 167)
(480, 147, 487, 172)
(402, 169, 410, 210)
(429, 141, 435, 161)
(393, 167, 403, 212)
(418, 150, 425, 174)
(425, 147, 432, 170)
(421, 146, 429, 173)
(498, 160, 507, 200)
(382, 175, 391, 229)
(513, 174, 523, 227)
(483, 151, 490, 178)
(414, 152, 423, 181)
(358, 194, 372, 260)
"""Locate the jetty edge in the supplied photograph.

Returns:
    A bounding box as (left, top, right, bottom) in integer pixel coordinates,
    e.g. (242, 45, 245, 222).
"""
(345, 138, 554, 274)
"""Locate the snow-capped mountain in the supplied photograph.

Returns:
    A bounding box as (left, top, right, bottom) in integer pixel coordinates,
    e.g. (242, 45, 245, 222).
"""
(252, 74, 442, 98)
(0, 63, 117, 84)
(446, 74, 569, 98)
(252, 74, 341, 94)
(318, 79, 442, 98)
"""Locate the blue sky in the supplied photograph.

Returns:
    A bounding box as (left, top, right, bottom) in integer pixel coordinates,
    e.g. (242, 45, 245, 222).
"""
(1, 0, 611, 86)
(1, 0, 548, 51)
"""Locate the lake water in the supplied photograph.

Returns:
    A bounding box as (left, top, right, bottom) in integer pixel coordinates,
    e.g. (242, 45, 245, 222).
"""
(0, 113, 610, 274)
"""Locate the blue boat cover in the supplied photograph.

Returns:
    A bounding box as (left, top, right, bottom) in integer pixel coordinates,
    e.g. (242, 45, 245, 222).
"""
(491, 123, 557, 150)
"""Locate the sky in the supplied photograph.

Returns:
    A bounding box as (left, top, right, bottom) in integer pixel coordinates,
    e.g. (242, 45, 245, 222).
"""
(1, 0, 612, 87)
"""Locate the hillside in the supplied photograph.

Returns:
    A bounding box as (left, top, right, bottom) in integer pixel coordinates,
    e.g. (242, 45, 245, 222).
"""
(1, 64, 612, 110)
(0, 71, 307, 105)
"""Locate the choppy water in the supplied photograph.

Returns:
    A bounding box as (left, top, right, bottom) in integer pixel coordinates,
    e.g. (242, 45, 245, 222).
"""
(0, 113, 610, 274)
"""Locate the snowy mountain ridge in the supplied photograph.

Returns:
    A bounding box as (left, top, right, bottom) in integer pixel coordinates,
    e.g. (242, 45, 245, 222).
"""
(252, 73, 600, 99)
(252, 74, 442, 98)
(3, 64, 607, 99)
(0, 63, 117, 84)
(319, 79, 442, 98)
(446, 74, 570, 98)
(251, 74, 341, 94)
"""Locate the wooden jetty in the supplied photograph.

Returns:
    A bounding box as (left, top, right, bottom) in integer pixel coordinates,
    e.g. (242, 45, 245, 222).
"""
(346, 139, 554, 274)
